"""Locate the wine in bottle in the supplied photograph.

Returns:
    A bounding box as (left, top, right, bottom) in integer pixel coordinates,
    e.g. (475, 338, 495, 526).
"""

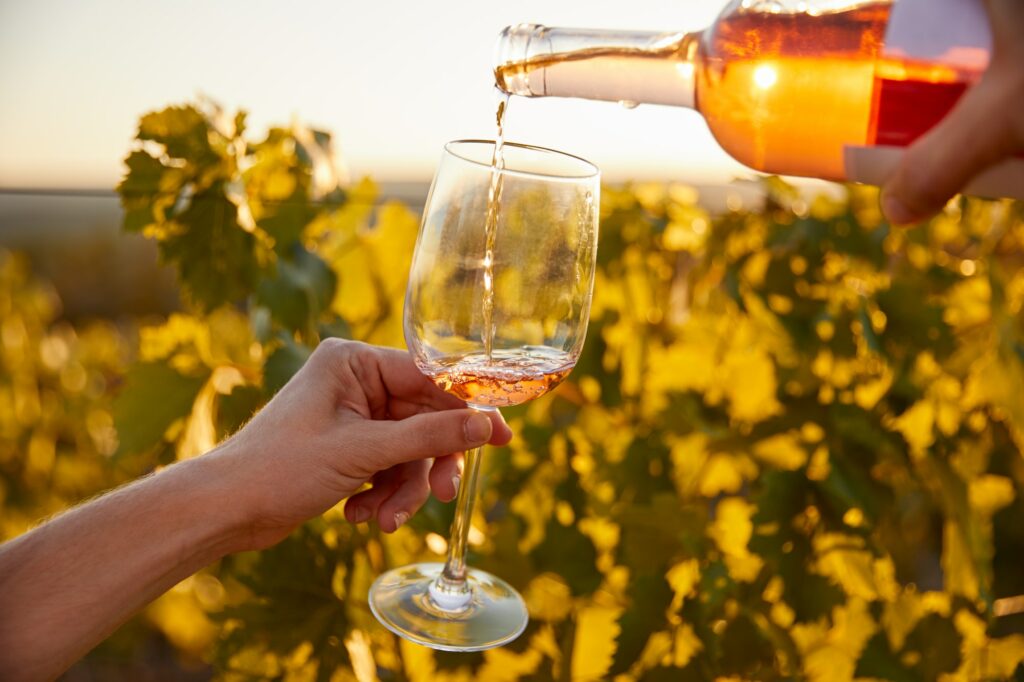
(494, 0, 1024, 199)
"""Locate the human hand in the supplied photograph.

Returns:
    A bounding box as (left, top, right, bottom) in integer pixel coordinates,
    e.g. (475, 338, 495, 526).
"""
(215, 339, 512, 551)
(881, 0, 1024, 225)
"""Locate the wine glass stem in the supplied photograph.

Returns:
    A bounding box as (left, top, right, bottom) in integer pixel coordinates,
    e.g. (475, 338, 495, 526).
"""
(433, 404, 496, 603)
(441, 442, 484, 584)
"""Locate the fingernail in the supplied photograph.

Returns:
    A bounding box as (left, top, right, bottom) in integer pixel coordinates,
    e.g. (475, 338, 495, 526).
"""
(393, 511, 410, 530)
(451, 475, 461, 499)
(464, 413, 492, 444)
(882, 193, 914, 225)
(350, 506, 370, 524)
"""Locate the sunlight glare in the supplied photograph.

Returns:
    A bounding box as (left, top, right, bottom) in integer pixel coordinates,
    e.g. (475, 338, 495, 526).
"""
(753, 64, 778, 90)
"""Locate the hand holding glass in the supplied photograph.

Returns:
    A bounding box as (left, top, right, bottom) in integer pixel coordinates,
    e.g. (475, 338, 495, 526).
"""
(369, 140, 599, 651)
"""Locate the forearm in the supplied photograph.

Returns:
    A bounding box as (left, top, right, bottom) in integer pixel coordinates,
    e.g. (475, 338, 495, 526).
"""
(0, 449, 247, 681)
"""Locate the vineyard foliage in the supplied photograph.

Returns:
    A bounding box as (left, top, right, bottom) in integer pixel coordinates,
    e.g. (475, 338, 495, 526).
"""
(2, 101, 1024, 680)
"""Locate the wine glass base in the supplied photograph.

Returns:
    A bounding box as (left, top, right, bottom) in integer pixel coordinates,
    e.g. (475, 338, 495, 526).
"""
(369, 562, 528, 652)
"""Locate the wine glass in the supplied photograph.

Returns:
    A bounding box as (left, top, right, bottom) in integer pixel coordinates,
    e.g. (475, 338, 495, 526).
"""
(368, 139, 599, 651)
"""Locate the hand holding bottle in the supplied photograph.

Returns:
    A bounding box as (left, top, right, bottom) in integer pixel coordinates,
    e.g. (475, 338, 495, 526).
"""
(881, 0, 1024, 224)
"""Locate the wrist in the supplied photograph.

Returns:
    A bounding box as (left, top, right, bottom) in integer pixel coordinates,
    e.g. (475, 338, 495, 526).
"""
(175, 444, 257, 558)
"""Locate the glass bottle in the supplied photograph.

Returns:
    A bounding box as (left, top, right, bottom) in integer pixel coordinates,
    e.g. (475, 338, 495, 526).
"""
(495, 0, 1022, 197)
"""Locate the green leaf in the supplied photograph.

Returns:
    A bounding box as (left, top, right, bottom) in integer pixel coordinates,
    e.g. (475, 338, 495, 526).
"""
(113, 362, 208, 458)
(137, 105, 219, 167)
(719, 613, 776, 677)
(256, 248, 337, 334)
(854, 633, 917, 682)
(217, 384, 264, 438)
(212, 524, 350, 674)
(433, 649, 485, 673)
(159, 185, 271, 309)
(118, 150, 166, 231)
(615, 494, 699, 574)
(263, 337, 312, 395)
(609, 574, 673, 675)
(903, 613, 962, 679)
(532, 518, 602, 596)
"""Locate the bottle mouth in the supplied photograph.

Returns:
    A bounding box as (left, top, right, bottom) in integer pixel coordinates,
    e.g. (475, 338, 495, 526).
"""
(493, 24, 549, 97)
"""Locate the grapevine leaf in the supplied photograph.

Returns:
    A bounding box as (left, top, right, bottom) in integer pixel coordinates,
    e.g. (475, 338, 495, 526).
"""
(255, 247, 336, 333)
(533, 519, 602, 596)
(854, 632, 917, 682)
(217, 384, 264, 438)
(137, 105, 219, 167)
(263, 337, 312, 395)
(903, 613, 962, 679)
(113, 362, 208, 458)
(609, 574, 673, 675)
(212, 525, 350, 673)
(719, 613, 776, 677)
(118, 150, 167, 232)
(159, 186, 271, 309)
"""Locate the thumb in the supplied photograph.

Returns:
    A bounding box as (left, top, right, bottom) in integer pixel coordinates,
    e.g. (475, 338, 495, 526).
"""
(881, 78, 1013, 225)
(368, 409, 496, 468)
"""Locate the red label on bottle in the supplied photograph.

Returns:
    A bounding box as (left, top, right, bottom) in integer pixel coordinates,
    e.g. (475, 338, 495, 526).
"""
(872, 78, 968, 147)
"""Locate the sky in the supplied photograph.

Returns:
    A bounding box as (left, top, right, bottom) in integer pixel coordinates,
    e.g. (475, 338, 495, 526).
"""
(0, 0, 751, 189)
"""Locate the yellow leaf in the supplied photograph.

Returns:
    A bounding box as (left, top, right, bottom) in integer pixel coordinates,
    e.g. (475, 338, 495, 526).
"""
(638, 630, 674, 669)
(968, 474, 1015, 517)
(647, 342, 715, 393)
(509, 463, 557, 553)
(920, 591, 952, 617)
(800, 422, 825, 443)
(367, 201, 418, 298)
(524, 572, 573, 623)
(146, 578, 217, 656)
(882, 590, 926, 650)
(892, 400, 935, 458)
(699, 453, 757, 497)
(26, 432, 55, 479)
(176, 376, 217, 460)
(571, 606, 622, 680)
(709, 498, 763, 582)
(771, 601, 796, 628)
(723, 348, 781, 423)
(669, 432, 708, 496)
(666, 559, 701, 614)
(139, 313, 203, 362)
(742, 251, 771, 287)
(793, 599, 876, 682)
(331, 243, 381, 325)
(477, 648, 542, 682)
(662, 220, 705, 252)
(762, 576, 784, 603)
(672, 624, 703, 668)
(343, 630, 379, 682)
(942, 520, 979, 600)
(267, 168, 299, 203)
(813, 533, 877, 600)
(752, 432, 807, 470)
(198, 306, 258, 370)
(666, 559, 701, 600)
(807, 445, 831, 481)
(943, 277, 990, 328)
(854, 368, 892, 410)
(578, 516, 619, 553)
(945, 610, 1024, 681)
(872, 555, 900, 602)
(963, 348, 1024, 451)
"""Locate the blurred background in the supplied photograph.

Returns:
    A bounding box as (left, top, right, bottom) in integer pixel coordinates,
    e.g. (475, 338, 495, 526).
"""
(2, 1, 1023, 681)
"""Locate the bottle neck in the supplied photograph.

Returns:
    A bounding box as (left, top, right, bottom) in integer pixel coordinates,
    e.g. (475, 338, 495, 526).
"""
(494, 25, 701, 109)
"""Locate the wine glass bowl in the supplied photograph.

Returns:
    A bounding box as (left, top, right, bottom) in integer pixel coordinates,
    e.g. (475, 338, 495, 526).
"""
(369, 139, 599, 651)
(405, 140, 599, 394)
